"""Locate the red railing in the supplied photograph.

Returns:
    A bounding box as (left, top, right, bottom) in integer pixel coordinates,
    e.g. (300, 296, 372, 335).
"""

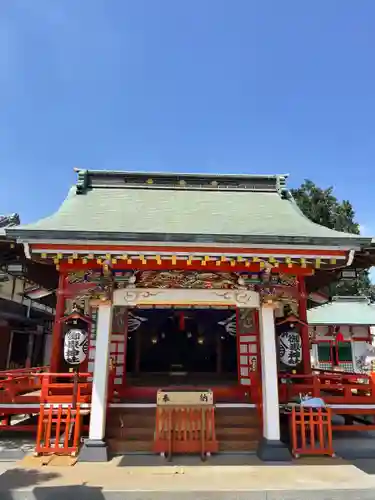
(290, 406, 334, 458)
(0, 366, 49, 403)
(35, 404, 84, 456)
(38, 372, 92, 404)
(154, 406, 218, 460)
(279, 371, 375, 404)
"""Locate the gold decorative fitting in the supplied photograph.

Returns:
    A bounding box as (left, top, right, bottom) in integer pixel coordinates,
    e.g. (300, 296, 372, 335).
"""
(121, 254, 127, 260)
(268, 257, 275, 263)
(146, 178, 153, 184)
(53, 258, 59, 265)
(230, 260, 236, 267)
(56, 264, 60, 270)
(330, 258, 337, 265)
(111, 258, 117, 264)
(204, 255, 210, 261)
(106, 253, 111, 259)
(97, 258, 102, 264)
(57, 253, 63, 259)
(41, 253, 47, 259)
(252, 257, 259, 262)
(211, 180, 218, 187)
(179, 179, 186, 186)
(237, 256, 243, 262)
(73, 253, 78, 259)
(201, 259, 207, 266)
(82, 258, 88, 264)
(259, 261, 265, 269)
(300, 258, 307, 268)
(10, 243, 15, 249)
(315, 258, 321, 268)
(88, 254, 94, 260)
(156, 255, 162, 265)
(216, 260, 221, 266)
(221, 256, 226, 262)
(68, 258, 73, 264)
(171, 255, 177, 265)
(127, 259, 132, 265)
(245, 260, 250, 267)
(273, 261, 279, 267)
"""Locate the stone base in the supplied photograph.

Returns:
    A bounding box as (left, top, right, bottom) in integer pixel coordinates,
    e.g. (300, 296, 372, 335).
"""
(257, 437, 292, 462)
(78, 439, 108, 462)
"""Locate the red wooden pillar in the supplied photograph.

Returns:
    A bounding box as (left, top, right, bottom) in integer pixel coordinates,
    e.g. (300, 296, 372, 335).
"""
(297, 277, 311, 374)
(50, 272, 66, 372)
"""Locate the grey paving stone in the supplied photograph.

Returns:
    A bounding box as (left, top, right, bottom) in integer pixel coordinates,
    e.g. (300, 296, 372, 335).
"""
(266, 490, 375, 500)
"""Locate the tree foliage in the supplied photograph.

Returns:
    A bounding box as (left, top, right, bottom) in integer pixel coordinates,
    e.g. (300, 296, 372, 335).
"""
(291, 180, 373, 298)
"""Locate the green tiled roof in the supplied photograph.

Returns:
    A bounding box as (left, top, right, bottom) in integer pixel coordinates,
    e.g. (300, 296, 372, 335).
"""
(308, 296, 375, 325)
(5, 170, 371, 246)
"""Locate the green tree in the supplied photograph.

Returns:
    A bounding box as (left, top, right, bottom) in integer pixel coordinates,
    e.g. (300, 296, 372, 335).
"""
(291, 180, 373, 298)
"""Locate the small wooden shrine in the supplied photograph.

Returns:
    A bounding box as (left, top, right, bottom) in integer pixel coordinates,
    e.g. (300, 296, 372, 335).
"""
(4, 169, 375, 461)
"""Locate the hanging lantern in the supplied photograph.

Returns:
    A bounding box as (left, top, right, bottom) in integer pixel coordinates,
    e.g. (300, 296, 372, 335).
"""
(279, 330, 302, 367)
(64, 328, 88, 365)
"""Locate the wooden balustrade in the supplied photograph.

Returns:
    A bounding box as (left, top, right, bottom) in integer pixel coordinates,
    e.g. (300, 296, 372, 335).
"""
(0, 366, 49, 403)
(290, 406, 334, 458)
(153, 405, 218, 460)
(38, 372, 93, 404)
(279, 371, 375, 404)
(35, 404, 84, 456)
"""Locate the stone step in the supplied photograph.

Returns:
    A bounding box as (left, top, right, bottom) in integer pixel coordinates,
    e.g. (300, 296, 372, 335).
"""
(108, 438, 154, 453)
(219, 440, 259, 452)
(216, 427, 260, 440)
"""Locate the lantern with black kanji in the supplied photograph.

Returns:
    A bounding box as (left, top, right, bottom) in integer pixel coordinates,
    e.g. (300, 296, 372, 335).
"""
(276, 314, 307, 372)
(61, 303, 92, 367)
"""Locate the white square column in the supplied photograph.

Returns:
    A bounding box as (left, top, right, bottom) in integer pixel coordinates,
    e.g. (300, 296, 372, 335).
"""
(79, 302, 113, 462)
(257, 304, 290, 461)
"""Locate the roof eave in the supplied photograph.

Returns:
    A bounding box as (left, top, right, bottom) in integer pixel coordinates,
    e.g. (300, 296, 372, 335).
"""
(5, 228, 371, 249)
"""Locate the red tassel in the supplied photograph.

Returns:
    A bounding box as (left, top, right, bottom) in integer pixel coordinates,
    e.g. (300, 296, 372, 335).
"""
(336, 332, 344, 342)
(179, 312, 185, 331)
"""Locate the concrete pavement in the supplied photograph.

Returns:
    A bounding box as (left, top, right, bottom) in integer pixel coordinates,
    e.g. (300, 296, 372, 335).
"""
(1, 457, 375, 499)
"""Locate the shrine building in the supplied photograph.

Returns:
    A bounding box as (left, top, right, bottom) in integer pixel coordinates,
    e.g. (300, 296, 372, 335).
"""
(308, 296, 375, 373)
(5, 169, 375, 461)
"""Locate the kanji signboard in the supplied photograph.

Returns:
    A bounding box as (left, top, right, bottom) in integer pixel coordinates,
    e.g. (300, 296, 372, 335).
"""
(156, 389, 213, 406)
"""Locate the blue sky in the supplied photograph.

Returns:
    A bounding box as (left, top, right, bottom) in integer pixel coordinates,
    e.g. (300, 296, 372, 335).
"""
(1, 0, 375, 241)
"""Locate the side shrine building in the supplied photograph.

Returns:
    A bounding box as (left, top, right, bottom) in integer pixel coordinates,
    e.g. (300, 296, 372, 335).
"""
(6, 169, 375, 461)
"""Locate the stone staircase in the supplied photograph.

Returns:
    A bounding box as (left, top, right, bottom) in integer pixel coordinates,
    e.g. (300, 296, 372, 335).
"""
(106, 408, 155, 453)
(215, 407, 261, 452)
(106, 406, 261, 455)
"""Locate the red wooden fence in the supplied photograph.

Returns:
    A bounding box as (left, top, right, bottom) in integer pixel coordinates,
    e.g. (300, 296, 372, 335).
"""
(154, 406, 218, 460)
(290, 406, 334, 458)
(35, 404, 85, 456)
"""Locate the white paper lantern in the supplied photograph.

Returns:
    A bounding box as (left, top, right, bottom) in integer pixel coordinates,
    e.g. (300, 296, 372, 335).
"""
(64, 328, 88, 365)
(279, 330, 302, 367)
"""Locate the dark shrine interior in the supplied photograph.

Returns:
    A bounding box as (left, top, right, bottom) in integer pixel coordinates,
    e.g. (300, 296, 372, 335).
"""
(126, 307, 238, 381)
